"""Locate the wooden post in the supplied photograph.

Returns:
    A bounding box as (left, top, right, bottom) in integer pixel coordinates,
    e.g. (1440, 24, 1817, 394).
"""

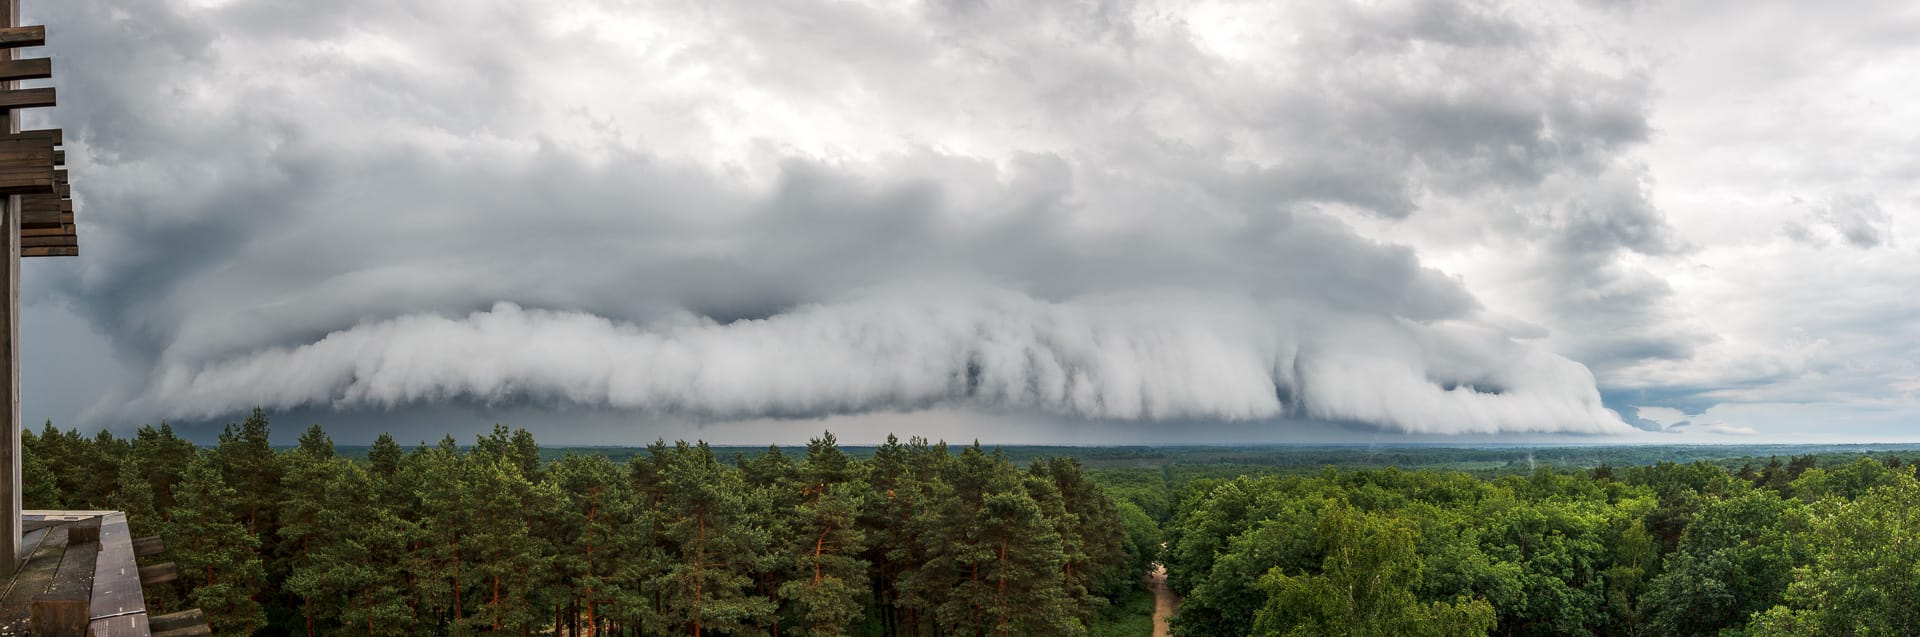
(0, 0, 23, 576)
(32, 591, 91, 637)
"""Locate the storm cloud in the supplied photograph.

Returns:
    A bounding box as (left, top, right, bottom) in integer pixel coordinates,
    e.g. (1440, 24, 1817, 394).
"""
(19, 0, 1708, 435)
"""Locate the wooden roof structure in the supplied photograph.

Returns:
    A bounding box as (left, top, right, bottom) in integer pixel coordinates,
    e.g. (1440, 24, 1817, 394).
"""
(1, 512, 148, 636)
(0, 1, 144, 635)
(0, 23, 71, 258)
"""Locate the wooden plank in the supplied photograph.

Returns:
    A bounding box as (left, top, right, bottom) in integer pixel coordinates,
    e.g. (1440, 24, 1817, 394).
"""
(12, 526, 49, 564)
(21, 211, 72, 230)
(46, 535, 96, 598)
(19, 224, 72, 237)
(66, 522, 98, 544)
(0, 86, 52, 109)
(0, 524, 70, 632)
(29, 591, 88, 637)
(130, 536, 164, 558)
(89, 612, 150, 637)
(0, 128, 60, 145)
(0, 169, 52, 195)
(148, 608, 203, 632)
(0, 25, 43, 49)
(51, 148, 59, 164)
(2, 0, 18, 579)
(0, 145, 52, 164)
(152, 623, 211, 637)
(136, 562, 175, 586)
(20, 235, 73, 248)
(21, 246, 76, 257)
(88, 513, 147, 624)
(20, 192, 67, 214)
(0, 56, 47, 81)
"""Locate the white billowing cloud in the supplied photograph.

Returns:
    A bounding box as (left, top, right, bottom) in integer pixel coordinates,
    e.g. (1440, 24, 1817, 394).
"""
(22, 0, 1685, 435)
(111, 292, 1628, 434)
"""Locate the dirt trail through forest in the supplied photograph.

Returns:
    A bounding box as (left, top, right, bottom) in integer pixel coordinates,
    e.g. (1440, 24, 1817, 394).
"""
(1146, 563, 1177, 637)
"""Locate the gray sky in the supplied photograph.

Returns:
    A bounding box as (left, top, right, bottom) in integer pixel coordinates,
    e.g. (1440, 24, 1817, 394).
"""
(16, 0, 1920, 444)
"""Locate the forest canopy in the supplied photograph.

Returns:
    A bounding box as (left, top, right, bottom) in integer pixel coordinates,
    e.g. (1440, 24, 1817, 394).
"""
(25, 413, 1920, 637)
(26, 411, 1151, 637)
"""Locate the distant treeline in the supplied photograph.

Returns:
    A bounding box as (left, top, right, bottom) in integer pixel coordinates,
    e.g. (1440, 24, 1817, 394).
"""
(1150, 456, 1920, 636)
(25, 410, 1155, 637)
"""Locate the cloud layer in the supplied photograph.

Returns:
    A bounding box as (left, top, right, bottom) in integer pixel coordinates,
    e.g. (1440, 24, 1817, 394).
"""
(14, 0, 1721, 435)
(122, 294, 1626, 434)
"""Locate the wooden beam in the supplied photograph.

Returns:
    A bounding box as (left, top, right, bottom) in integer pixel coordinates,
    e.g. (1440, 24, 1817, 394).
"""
(131, 535, 165, 558)
(87, 513, 148, 630)
(29, 592, 88, 637)
(148, 609, 204, 632)
(0, 25, 41, 49)
(21, 246, 75, 257)
(21, 212, 73, 229)
(0, 85, 51, 109)
(19, 192, 64, 212)
(0, 167, 52, 195)
(153, 624, 212, 637)
(1, 127, 59, 144)
(138, 562, 179, 586)
(19, 224, 71, 237)
(0, 56, 46, 81)
(20, 235, 73, 248)
(3, 0, 24, 578)
(0, 145, 50, 164)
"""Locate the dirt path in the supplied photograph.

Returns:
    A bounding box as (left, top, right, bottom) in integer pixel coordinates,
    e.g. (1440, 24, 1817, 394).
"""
(1145, 563, 1177, 637)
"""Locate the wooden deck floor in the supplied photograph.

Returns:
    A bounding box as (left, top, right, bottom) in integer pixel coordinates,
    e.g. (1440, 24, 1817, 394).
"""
(0, 511, 147, 636)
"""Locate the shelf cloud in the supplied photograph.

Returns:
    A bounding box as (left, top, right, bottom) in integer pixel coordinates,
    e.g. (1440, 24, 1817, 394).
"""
(117, 294, 1628, 434)
(18, 0, 1780, 437)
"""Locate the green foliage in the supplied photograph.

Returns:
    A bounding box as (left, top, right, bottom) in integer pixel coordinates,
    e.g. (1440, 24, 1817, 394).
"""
(1642, 489, 1809, 635)
(39, 418, 1920, 637)
(1752, 475, 1920, 636)
(1252, 501, 1494, 637)
(1086, 585, 1155, 637)
(170, 455, 266, 636)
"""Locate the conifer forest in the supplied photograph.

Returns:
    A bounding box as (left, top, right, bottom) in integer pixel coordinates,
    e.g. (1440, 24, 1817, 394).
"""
(24, 411, 1920, 636)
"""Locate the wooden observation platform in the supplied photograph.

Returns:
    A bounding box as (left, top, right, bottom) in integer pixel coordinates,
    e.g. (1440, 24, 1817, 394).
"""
(2, 513, 147, 636)
(0, 1, 161, 635)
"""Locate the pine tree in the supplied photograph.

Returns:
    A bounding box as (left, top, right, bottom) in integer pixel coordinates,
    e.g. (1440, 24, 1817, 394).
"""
(131, 422, 198, 511)
(935, 446, 1081, 637)
(883, 437, 954, 637)
(21, 429, 62, 509)
(403, 436, 474, 634)
(655, 441, 776, 635)
(281, 424, 349, 637)
(474, 424, 542, 481)
(78, 429, 130, 508)
(461, 455, 553, 635)
(781, 433, 871, 637)
(543, 453, 634, 636)
(1032, 457, 1130, 615)
(743, 444, 802, 636)
(214, 408, 282, 533)
(323, 463, 420, 637)
(170, 455, 267, 636)
(368, 433, 403, 480)
(108, 461, 162, 538)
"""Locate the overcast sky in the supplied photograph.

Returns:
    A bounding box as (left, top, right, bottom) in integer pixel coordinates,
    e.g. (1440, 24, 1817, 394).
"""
(15, 0, 1920, 444)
